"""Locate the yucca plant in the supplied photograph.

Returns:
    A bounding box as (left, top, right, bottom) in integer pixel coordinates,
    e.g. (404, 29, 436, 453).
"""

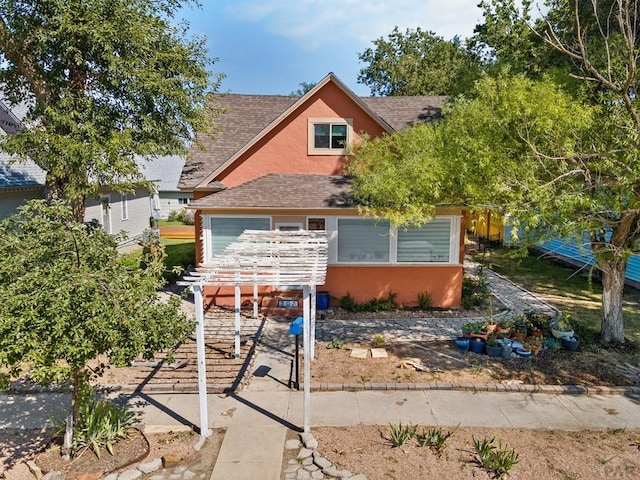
(473, 435, 519, 479)
(388, 422, 417, 447)
(56, 398, 139, 459)
(416, 424, 459, 456)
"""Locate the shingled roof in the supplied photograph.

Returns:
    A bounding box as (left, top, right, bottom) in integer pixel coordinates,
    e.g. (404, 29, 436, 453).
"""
(180, 94, 298, 190)
(179, 76, 447, 190)
(189, 174, 355, 209)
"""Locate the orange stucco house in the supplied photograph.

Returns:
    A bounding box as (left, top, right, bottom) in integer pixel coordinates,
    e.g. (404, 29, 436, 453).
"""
(180, 73, 464, 310)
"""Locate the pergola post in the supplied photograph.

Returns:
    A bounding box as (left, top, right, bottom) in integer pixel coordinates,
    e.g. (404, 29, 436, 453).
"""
(310, 286, 316, 358)
(234, 280, 241, 359)
(192, 284, 210, 437)
(302, 285, 311, 433)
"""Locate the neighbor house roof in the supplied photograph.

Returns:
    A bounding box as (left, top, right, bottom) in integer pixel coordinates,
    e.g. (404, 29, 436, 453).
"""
(179, 73, 447, 191)
(139, 154, 188, 192)
(0, 98, 46, 190)
(189, 174, 355, 209)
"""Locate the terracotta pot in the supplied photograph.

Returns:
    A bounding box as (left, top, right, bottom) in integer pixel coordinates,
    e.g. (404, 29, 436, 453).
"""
(511, 332, 526, 341)
(470, 332, 489, 341)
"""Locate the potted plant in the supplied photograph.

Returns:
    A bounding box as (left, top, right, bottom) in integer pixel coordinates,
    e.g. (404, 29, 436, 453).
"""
(561, 336, 579, 351)
(455, 336, 470, 354)
(486, 336, 502, 358)
(551, 312, 574, 339)
(469, 337, 486, 354)
(511, 317, 528, 341)
(463, 321, 489, 341)
(497, 319, 512, 335)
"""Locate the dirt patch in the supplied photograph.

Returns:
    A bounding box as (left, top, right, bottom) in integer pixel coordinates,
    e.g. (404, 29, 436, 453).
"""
(310, 340, 639, 387)
(1, 429, 224, 480)
(301, 425, 640, 480)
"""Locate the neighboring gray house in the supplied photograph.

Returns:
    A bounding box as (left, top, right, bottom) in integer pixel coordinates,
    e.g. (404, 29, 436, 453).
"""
(140, 155, 192, 219)
(0, 98, 154, 244)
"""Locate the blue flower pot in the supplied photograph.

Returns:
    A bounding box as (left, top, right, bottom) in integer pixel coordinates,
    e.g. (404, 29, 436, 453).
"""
(455, 337, 470, 354)
(469, 338, 485, 354)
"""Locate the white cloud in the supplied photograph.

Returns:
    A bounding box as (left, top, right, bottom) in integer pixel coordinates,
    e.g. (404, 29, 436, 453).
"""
(228, 0, 485, 52)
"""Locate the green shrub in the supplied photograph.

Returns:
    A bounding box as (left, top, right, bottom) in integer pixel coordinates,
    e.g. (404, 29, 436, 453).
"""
(462, 273, 490, 309)
(167, 208, 194, 225)
(327, 338, 344, 349)
(371, 333, 385, 347)
(339, 291, 359, 312)
(388, 422, 417, 447)
(340, 291, 399, 312)
(417, 291, 433, 310)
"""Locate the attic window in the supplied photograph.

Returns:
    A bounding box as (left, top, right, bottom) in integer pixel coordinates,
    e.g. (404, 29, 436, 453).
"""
(308, 118, 352, 155)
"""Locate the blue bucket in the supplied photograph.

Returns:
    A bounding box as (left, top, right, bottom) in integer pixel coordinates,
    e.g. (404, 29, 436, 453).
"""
(316, 291, 330, 311)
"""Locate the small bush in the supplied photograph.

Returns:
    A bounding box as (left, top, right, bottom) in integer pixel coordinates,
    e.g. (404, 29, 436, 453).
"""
(371, 333, 385, 347)
(341, 291, 399, 312)
(327, 338, 344, 349)
(473, 435, 519, 479)
(462, 273, 490, 309)
(388, 422, 417, 447)
(55, 398, 139, 459)
(417, 291, 433, 310)
(167, 208, 194, 225)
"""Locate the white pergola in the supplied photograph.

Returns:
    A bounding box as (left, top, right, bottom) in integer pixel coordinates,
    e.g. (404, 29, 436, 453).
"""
(182, 230, 328, 435)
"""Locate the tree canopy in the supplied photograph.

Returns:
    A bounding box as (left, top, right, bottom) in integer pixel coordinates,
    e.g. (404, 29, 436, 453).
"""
(357, 26, 482, 96)
(349, 0, 640, 343)
(0, 0, 220, 219)
(0, 200, 194, 451)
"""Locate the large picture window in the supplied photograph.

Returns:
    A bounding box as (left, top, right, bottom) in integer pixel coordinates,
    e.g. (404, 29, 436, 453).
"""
(337, 218, 390, 263)
(210, 217, 270, 256)
(397, 219, 451, 263)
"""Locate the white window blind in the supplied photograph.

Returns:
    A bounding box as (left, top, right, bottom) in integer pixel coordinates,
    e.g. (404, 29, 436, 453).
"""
(397, 218, 451, 263)
(210, 217, 270, 256)
(337, 218, 390, 263)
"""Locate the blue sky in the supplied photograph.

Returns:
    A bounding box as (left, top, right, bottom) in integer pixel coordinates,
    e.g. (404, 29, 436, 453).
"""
(180, 1, 489, 96)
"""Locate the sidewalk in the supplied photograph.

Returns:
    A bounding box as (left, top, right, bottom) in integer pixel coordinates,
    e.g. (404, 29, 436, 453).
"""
(3, 389, 640, 479)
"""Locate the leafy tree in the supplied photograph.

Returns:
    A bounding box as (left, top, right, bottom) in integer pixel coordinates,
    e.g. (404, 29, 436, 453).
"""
(357, 26, 482, 96)
(0, 0, 220, 220)
(0, 200, 194, 456)
(290, 81, 317, 96)
(350, 0, 640, 343)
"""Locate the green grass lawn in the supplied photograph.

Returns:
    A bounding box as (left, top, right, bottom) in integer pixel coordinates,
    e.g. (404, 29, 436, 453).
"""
(157, 219, 189, 227)
(162, 239, 195, 281)
(119, 238, 195, 282)
(476, 247, 640, 342)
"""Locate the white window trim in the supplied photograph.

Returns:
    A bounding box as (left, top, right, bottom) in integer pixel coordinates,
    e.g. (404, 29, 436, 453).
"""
(100, 194, 112, 234)
(202, 214, 272, 263)
(307, 117, 353, 155)
(332, 215, 461, 266)
(120, 193, 129, 221)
